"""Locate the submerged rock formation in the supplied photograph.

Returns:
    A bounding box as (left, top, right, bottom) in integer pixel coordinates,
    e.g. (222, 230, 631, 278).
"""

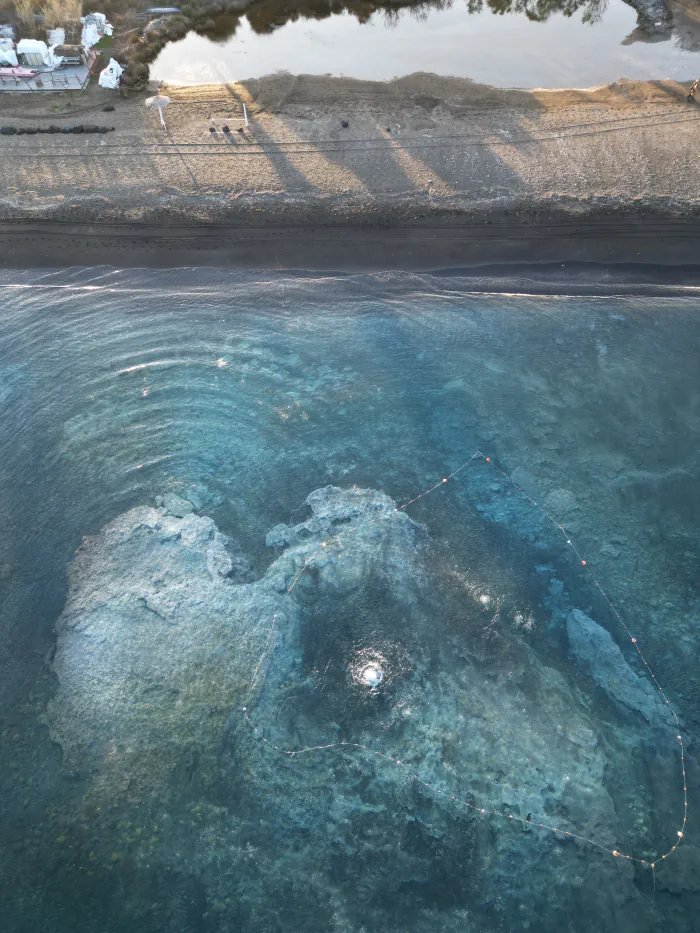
(48, 485, 423, 795)
(47, 484, 679, 933)
(48, 504, 278, 791)
(567, 609, 675, 725)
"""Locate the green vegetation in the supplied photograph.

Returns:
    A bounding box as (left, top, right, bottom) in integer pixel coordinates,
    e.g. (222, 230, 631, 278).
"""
(119, 4, 244, 89)
(93, 33, 115, 48)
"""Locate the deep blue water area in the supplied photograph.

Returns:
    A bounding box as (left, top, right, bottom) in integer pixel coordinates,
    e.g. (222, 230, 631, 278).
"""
(0, 268, 699, 933)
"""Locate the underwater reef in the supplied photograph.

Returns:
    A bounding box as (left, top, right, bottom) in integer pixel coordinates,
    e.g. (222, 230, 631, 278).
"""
(46, 483, 691, 932)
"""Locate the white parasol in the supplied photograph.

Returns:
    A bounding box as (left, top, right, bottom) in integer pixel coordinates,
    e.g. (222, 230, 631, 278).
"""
(145, 94, 171, 129)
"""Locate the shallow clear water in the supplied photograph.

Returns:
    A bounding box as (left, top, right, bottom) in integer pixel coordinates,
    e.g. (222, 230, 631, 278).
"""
(151, 0, 700, 88)
(0, 268, 699, 932)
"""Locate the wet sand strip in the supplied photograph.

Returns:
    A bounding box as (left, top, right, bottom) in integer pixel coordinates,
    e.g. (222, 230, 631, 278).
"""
(3, 215, 700, 291)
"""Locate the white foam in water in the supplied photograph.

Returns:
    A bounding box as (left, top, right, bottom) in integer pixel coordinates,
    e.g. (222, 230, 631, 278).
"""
(360, 662, 384, 687)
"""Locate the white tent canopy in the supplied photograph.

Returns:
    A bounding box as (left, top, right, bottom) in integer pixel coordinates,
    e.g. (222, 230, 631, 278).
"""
(16, 38, 47, 67)
(45, 45, 63, 68)
(98, 57, 123, 89)
(0, 38, 17, 67)
(0, 48, 17, 66)
(81, 13, 113, 49)
(47, 28, 65, 47)
(16, 38, 63, 69)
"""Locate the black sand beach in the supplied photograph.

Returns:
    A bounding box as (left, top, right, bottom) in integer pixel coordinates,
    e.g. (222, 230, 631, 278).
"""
(3, 208, 700, 287)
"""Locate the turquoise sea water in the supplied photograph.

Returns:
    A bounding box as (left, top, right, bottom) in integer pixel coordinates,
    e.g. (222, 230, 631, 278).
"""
(0, 269, 698, 932)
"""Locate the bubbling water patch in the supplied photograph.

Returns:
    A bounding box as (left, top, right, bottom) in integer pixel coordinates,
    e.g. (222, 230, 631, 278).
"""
(353, 653, 386, 690)
(244, 450, 688, 882)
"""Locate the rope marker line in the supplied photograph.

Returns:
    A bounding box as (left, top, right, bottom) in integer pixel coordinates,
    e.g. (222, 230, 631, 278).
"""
(243, 450, 687, 871)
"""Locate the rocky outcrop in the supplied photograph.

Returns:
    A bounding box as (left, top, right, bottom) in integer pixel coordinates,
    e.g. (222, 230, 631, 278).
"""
(48, 503, 281, 791)
(265, 484, 425, 597)
(47, 485, 424, 794)
(46, 486, 678, 931)
(567, 609, 674, 724)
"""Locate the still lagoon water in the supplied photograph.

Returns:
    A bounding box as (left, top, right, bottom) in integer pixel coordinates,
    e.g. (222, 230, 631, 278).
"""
(0, 268, 698, 932)
(151, 0, 700, 88)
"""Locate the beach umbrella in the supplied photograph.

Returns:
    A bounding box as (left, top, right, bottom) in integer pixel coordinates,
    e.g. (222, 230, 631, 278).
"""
(145, 94, 170, 129)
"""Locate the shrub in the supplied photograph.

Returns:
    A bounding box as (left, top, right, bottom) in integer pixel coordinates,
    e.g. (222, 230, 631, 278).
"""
(167, 21, 188, 38)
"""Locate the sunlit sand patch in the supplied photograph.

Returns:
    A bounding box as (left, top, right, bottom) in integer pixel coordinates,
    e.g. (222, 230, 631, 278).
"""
(255, 114, 370, 195)
(378, 127, 452, 196)
(531, 78, 690, 110)
(211, 81, 369, 195)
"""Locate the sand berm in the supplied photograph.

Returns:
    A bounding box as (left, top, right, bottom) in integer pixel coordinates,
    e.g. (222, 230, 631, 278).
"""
(1, 72, 699, 270)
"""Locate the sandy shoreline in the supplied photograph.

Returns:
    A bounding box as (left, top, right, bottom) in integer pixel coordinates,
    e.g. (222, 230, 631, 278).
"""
(3, 209, 700, 282)
(2, 73, 700, 273)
